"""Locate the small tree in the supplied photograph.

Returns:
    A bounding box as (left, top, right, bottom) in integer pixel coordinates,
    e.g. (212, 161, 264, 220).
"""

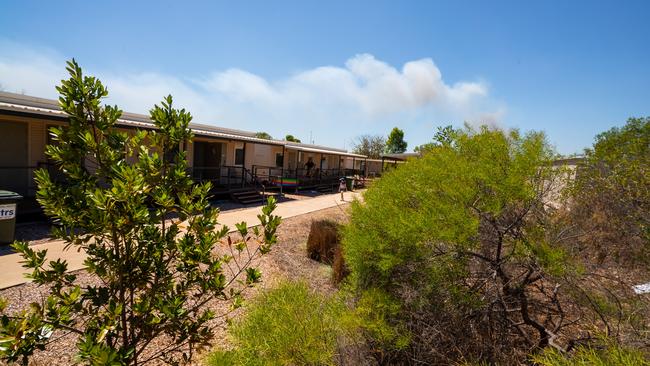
(0, 60, 281, 365)
(568, 117, 649, 262)
(414, 125, 458, 153)
(351, 135, 385, 159)
(384, 127, 407, 154)
(255, 131, 273, 140)
(285, 134, 301, 143)
(343, 126, 630, 364)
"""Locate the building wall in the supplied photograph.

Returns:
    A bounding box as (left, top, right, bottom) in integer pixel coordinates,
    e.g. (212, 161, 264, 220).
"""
(366, 160, 383, 176)
(343, 157, 362, 170)
(0, 112, 369, 200)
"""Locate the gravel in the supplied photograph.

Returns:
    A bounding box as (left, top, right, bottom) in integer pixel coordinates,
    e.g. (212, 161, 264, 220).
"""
(0, 204, 350, 365)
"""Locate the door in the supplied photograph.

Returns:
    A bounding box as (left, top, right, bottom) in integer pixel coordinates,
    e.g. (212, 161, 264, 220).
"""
(0, 121, 29, 195)
(193, 141, 224, 181)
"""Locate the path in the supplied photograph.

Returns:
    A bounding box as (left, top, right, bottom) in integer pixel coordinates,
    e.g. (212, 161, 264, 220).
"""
(0, 191, 362, 289)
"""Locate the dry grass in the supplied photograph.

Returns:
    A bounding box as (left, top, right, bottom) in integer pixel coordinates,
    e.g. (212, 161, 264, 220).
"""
(332, 245, 349, 284)
(306, 219, 340, 264)
(304, 219, 349, 284)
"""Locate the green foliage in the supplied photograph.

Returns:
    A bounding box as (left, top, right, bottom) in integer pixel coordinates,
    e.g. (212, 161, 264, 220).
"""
(352, 288, 409, 351)
(343, 125, 583, 363)
(345, 126, 557, 293)
(284, 134, 301, 143)
(384, 127, 407, 154)
(207, 281, 350, 366)
(532, 342, 650, 366)
(569, 117, 650, 261)
(0, 60, 281, 365)
(414, 125, 458, 153)
(255, 132, 273, 140)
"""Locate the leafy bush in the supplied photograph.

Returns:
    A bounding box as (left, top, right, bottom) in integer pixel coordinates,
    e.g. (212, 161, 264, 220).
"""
(207, 281, 350, 366)
(342, 125, 615, 364)
(568, 117, 649, 263)
(531, 341, 650, 366)
(0, 60, 281, 365)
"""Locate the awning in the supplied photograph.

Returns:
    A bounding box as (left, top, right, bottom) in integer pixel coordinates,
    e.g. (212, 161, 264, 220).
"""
(285, 144, 366, 158)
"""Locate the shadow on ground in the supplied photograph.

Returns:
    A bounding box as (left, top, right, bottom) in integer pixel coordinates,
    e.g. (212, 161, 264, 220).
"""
(3, 190, 342, 256)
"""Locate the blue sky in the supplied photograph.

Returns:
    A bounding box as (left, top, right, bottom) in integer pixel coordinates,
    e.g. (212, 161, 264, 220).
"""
(1, 0, 649, 154)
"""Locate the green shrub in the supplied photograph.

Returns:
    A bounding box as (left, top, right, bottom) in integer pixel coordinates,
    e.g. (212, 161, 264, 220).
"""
(207, 281, 350, 366)
(568, 117, 650, 263)
(532, 342, 650, 366)
(0, 60, 281, 365)
(341, 125, 601, 363)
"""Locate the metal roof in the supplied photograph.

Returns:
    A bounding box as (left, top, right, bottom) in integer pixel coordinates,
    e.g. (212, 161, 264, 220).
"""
(380, 152, 420, 161)
(285, 141, 347, 153)
(0, 91, 367, 156)
(0, 92, 285, 146)
(284, 144, 366, 158)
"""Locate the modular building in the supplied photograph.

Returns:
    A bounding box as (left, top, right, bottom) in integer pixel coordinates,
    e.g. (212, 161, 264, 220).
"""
(0, 91, 369, 211)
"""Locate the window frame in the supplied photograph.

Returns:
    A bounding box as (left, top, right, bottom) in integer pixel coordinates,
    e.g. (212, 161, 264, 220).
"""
(234, 147, 245, 166)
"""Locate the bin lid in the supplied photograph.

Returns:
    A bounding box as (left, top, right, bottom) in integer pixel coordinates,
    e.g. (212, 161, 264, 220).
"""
(0, 190, 23, 200)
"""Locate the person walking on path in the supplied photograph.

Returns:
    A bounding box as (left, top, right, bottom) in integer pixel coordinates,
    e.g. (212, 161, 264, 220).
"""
(339, 177, 347, 201)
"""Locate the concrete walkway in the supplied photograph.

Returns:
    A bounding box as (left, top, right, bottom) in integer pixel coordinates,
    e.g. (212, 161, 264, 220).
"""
(0, 191, 362, 289)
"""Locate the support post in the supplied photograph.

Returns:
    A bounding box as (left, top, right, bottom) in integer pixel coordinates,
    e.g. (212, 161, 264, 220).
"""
(241, 142, 246, 188)
(364, 158, 368, 177)
(280, 145, 285, 196)
(319, 153, 323, 184)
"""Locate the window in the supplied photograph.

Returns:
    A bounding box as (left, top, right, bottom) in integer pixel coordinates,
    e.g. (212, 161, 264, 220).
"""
(235, 148, 244, 166)
(275, 153, 284, 168)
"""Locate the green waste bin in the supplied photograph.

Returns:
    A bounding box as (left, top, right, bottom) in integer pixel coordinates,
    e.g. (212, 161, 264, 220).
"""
(345, 177, 355, 191)
(0, 191, 22, 244)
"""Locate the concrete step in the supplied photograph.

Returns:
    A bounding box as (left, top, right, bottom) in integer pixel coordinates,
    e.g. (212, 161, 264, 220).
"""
(315, 184, 334, 193)
(231, 188, 265, 204)
(239, 198, 264, 205)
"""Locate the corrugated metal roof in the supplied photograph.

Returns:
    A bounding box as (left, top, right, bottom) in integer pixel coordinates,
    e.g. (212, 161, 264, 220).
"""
(0, 91, 366, 156)
(285, 141, 347, 153)
(285, 144, 366, 158)
(380, 152, 420, 160)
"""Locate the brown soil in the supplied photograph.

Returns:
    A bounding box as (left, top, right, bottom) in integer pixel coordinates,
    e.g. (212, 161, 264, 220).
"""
(0, 204, 351, 365)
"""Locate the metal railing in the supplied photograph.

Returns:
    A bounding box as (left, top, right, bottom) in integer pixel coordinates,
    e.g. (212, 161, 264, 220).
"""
(251, 165, 283, 183)
(189, 165, 249, 190)
(1, 162, 370, 205)
(0, 162, 66, 198)
(251, 165, 364, 189)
